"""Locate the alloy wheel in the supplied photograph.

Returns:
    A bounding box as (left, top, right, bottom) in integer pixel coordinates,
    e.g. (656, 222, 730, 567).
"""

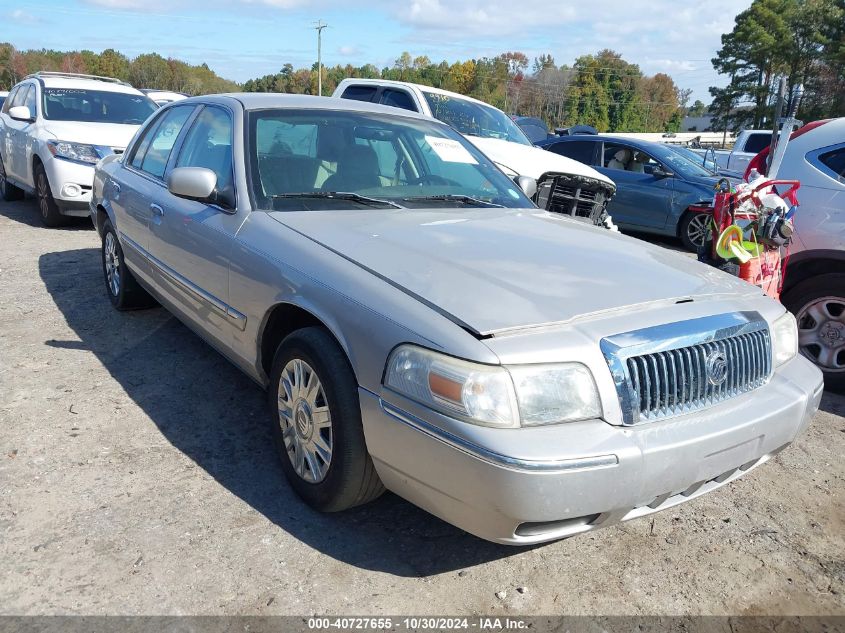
(104, 232, 121, 297)
(37, 172, 50, 220)
(686, 213, 709, 248)
(277, 358, 333, 483)
(796, 296, 845, 372)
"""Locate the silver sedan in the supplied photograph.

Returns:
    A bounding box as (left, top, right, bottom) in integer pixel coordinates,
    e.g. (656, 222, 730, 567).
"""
(90, 94, 823, 544)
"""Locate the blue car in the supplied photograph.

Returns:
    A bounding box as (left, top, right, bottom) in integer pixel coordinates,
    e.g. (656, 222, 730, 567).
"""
(537, 135, 724, 250)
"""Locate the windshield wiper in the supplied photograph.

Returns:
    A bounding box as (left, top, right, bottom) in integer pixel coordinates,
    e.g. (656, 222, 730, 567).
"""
(402, 194, 503, 208)
(271, 191, 404, 209)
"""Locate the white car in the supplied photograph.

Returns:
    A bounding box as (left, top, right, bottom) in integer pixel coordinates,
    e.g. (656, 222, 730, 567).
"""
(0, 72, 157, 226)
(139, 89, 189, 107)
(333, 79, 617, 225)
(764, 117, 845, 389)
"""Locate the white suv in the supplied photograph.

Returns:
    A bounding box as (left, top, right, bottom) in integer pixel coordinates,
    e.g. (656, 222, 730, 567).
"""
(0, 72, 157, 226)
(333, 79, 617, 226)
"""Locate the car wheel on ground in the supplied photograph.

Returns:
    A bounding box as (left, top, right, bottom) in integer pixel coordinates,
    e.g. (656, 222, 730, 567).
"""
(679, 210, 710, 252)
(269, 327, 384, 512)
(101, 220, 156, 310)
(0, 155, 24, 202)
(35, 163, 65, 227)
(783, 273, 845, 391)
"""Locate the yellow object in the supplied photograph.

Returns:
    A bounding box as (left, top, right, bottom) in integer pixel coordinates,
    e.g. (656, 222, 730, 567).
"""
(716, 225, 753, 263)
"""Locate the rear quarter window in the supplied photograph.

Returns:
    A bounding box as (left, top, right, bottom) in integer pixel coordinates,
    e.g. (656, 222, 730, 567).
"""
(743, 133, 772, 155)
(818, 147, 845, 181)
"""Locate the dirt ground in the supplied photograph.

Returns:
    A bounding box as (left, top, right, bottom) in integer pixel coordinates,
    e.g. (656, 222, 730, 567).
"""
(1, 197, 843, 616)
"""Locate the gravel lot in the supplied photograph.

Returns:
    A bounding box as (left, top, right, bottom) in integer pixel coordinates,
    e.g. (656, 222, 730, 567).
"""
(1, 197, 843, 616)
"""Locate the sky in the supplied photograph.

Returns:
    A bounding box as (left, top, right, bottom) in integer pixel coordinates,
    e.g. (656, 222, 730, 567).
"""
(3, 0, 754, 103)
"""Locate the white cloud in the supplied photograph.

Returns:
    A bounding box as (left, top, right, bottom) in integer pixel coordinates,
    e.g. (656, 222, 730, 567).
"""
(9, 9, 41, 23)
(338, 45, 363, 56)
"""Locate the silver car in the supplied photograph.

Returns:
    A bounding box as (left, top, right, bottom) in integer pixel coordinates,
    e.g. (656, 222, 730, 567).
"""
(90, 94, 824, 545)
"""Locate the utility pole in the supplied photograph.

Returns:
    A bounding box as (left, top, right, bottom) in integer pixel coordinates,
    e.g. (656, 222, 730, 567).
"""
(313, 20, 328, 96)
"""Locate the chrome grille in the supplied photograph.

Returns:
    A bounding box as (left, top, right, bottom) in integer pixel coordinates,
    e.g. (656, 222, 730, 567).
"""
(601, 312, 772, 425)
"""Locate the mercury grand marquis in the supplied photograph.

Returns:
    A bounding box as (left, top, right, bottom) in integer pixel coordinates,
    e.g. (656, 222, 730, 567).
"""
(90, 94, 824, 544)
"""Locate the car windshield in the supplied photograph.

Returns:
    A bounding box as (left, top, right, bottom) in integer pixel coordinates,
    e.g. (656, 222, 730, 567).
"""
(665, 145, 718, 175)
(420, 91, 532, 146)
(646, 142, 717, 179)
(248, 109, 534, 211)
(42, 88, 157, 124)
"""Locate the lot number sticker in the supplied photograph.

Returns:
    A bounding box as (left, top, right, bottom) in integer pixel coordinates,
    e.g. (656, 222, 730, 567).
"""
(424, 136, 478, 164)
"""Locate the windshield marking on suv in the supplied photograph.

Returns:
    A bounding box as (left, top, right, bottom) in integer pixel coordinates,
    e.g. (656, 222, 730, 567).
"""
(420, 90, 532, 146)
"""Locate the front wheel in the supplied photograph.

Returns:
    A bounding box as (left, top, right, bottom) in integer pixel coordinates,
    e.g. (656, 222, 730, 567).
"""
(783, 274, 845, 391)
(35, 163, 66, 227)
(679, 211, 710, 252)
(101, 220, 156, 310)
(268, 327, 384, 512)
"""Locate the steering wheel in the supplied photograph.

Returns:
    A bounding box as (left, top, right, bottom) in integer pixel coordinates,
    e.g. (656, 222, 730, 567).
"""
(407, 175, 458, 186)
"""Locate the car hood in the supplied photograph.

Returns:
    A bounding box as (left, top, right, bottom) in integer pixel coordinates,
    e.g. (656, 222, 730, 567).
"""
(464, 136, 616, 189)
(269, 208, 758, 336)
(42, 120, 141, 150)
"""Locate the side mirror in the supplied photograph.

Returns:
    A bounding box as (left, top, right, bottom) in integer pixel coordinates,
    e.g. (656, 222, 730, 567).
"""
(167, 167, 217, 202)
(652, 166, 674, 179)
(9, 106, 33, 122)
(514, 175, 538, 199)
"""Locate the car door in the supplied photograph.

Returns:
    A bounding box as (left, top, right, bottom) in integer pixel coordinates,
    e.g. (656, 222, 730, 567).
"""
(4, 85, 31, 182)
(595, 142, 673, 230)
(146, 104, 244, 346)
(115, 104, 197, 274)
(0, 85, 21, 179)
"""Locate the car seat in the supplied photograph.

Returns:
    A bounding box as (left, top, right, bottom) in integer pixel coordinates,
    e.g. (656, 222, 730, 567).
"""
(608, 149, 631, 170)
(322, 145, 381, 192)
(629, 152, 649, 173)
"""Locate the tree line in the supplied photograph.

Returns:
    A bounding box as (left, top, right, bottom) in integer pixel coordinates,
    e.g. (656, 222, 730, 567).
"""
(709, 0, 844, 130)
(243, 49, 690, 133)
(0, 44, 239, 95)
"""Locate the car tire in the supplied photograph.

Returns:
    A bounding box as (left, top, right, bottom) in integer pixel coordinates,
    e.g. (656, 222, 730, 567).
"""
(782, 273, 845, 391)
(35, 163, 66, 227)
(679, 211, 710, 252)
(268, 327, 384, 512)
(0, 155, 24, 202)
(101, 220, 156, 310)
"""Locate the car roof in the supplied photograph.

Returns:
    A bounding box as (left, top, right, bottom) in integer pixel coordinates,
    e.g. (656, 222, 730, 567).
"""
(25, 73, 143, 95)
(337, 78, 495, 108)
(192, 93, 434, 120)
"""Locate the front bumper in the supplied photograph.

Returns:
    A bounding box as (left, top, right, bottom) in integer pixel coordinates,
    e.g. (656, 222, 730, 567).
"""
(361, 355, 823, 545)
(42, 154, 95, 214)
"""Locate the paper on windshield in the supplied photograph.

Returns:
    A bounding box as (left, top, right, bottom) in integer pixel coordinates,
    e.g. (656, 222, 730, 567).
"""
(424, 136, 478, 164)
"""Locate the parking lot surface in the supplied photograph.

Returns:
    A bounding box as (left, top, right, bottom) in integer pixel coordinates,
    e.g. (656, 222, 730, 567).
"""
(1, 198, 843, 616)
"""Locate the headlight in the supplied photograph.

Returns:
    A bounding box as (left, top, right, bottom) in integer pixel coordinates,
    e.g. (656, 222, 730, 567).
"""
(47, 141, 100, 165)
(384, 345, 601, 428)
(772, 311, 798, 367)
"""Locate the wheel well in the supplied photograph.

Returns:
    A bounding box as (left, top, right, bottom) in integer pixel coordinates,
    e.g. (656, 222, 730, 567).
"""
(258, 303, 340, 379)
(784, 255, 845, 294)
(96, 205, 108, 236)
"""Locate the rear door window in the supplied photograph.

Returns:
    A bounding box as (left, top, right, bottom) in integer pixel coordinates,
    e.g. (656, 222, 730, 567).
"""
(547, 140, 596, 165)
(340, 85, 377, 103)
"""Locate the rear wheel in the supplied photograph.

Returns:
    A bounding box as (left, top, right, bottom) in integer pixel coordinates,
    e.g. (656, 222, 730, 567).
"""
(783, 273, 845, 391)
(268, 327, 384, 512)
(679, 211, 710, 252)
(35, 163, 65, 227)
(0, 155, 24, 202)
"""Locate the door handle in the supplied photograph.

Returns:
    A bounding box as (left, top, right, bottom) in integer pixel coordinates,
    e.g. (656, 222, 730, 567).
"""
(112, 182, 120, 194)
(150, 203, 164, 216)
